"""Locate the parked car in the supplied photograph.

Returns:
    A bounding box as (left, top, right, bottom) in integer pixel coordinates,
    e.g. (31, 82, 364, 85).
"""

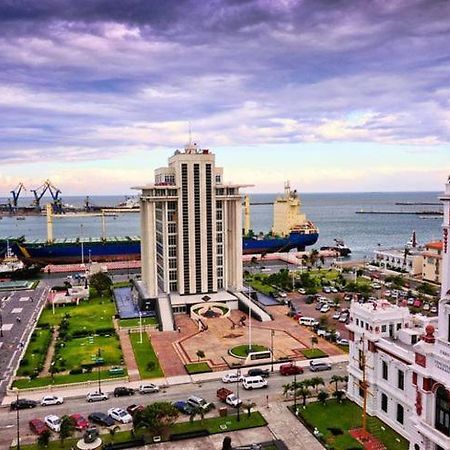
(371, 283, 381, 289)
(70, 413, 89, 431)
(108, 407, 133, 424)
(41, 395, 64, 406)
(10, 399, 37, 410)
(339, 314, 349, 323)
(322, 287, 331, 293)
(431, 305, 438, 314)
(298, 288, 306, 295)
(280, 363, 304, 376)
(332, 311, 341, 320)
(222, 372, 244, 383)
(279, 292, 287, 298)
(139, 383, 160, 394)
(114, 386, 135, 397)
(320, 304, 330, 313)
(186, 395, 213, 411)
(337, 338, 349, 346)
(330, 287, 339, 293)
(29, 419, 47, 435)
(172, 400, 194, 415)
(127, 404, 145, 416)
(413, 299, 422, 308)
(407, 298, 415, 305)
(44, 415, 61, 432)
(246, 368, 270, 378)
(343, 294, 352, 301)
(86, 391, 108, 402)
(423, 303, 430, 311)
(299, 317, 320, 327)
(242, 376, 268, 390)
(309, 360, 332, 372)
(88, 412, 115, 427)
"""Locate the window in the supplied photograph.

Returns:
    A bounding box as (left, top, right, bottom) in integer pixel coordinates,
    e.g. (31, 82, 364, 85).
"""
(448, 314, 450, 343)
(381, 324, 387, 332)
(396, 404, 404, 424)
(397, 323, 402, 331)
(356, 318, 359, 326)
(398, 370, 404, 390)
(435, 386, 450, 436)
(382, 361, 388, 380)
(381, 393, 388, 413)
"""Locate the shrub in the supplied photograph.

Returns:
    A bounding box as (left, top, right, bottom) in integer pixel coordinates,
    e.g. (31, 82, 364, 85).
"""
(69, 368, 83, 375)
(19, 358, 29, 366)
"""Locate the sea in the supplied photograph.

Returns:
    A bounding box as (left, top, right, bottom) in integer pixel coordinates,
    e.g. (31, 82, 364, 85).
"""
(0, 192, 444, 260)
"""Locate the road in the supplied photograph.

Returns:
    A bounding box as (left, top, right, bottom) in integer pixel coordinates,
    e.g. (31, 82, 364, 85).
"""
(0, 284, 49, 398)
(0, 364, 347, 448)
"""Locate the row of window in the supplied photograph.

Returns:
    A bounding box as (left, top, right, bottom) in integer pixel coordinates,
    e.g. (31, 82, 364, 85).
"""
(380, 393, 404, 424)
(381, 361, 404, 390)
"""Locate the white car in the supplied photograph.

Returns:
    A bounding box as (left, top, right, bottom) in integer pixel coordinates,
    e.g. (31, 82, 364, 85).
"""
(339, 314, 349, 322)
(41, 395, 64, 406)
(279, 292, 287, 298)
(139, 383, 160, 394)
(320, 304, 330, 313)
(337, 338, 349, 346)
(430, 306, 438, 314)
(108, 407, 133, 424)
(322, 287, 331, 293)
(222, 372, 244, 383)
(371, 283, 381, 289)
(423, 303, 430, 311)
(330, 287, 338, 293)
(86, 391, 108, 402)
(332, 311, 341, 320)
(44, 415, 61, 432)
(297, 288, 306, 295)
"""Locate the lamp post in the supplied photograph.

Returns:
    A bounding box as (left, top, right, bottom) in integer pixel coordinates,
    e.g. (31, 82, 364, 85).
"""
(139, 311, 143, 344)
(270, 330, 275, 372)
(247, 286, 252, 353)
(14, 389, 20, 450)
(97, 348, 102, 394)
(50, 361, 55, 384)
(0, 311, 3, 338)
(236, 366, 241, 422)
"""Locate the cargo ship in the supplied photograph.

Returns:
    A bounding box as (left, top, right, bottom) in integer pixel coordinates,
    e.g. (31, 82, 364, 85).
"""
(8, 182, 318, 265)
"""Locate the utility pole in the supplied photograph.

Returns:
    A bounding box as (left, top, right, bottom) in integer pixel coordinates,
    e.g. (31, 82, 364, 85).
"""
(139, 311, 143, 344)
(270, 330, 275, 372)
(97, 348, 102, 394)
(236, 366, 241, 422)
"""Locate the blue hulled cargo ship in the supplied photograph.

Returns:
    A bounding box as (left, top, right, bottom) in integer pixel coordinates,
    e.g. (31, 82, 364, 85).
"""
(9, 182, 318, 265)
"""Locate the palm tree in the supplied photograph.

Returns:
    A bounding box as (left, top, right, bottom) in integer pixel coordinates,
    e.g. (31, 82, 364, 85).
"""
(330, 375, 344, 394)
(310, 376, 325, 393)
(296, 385, 311, 406)
(317, 390, 329, 404)
(189, 405, 205, 423)
(242, 401, 256, 418)
(282, 383, 293, 398)
(311, 336, 318, 348)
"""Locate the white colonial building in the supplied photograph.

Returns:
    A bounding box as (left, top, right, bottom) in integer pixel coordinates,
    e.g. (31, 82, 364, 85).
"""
(347, 177, 450, 450)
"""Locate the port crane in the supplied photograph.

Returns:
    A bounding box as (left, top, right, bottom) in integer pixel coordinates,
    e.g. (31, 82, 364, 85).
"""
(9, 182, 26, 210)
(30, 180, 62, 212)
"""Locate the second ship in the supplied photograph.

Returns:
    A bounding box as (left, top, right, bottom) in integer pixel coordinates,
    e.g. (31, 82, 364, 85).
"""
(8, 182, 319, 265)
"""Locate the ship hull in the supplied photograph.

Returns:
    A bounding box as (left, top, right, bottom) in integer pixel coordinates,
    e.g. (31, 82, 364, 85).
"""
(10, 230, 319, 265)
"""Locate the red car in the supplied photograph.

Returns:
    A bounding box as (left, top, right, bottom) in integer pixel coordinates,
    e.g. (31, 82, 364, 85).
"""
(29, 419, 47, 435)
(280, 363, 304, 376)
(70, 413, 89, 431)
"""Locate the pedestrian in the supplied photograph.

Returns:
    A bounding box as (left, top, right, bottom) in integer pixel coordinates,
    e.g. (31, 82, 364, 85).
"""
(30, 297, 33, 302)
(177, 326, 181, 333)
(16, 317, 21, 323)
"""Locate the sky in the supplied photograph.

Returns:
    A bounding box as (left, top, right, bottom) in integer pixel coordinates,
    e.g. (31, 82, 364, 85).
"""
(0, 0, 450, 196)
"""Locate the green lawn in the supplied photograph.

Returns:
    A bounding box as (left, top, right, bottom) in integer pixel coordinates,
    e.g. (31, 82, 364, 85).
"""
(112, 281, 132, 288)
(295, 400, 409, 450)
(12, 368, 127, 389)
(230, 344, 268, 357)
(129, 332, 164, 379)
(185, 362, 212, 374)
(119, 317, 158, 328)
(247, 278, 277, 296)
(38, 295, 116, 334)
(17, 328, 52, 377)
(55, 334, 123, 370)
(301, 348, 327, 359)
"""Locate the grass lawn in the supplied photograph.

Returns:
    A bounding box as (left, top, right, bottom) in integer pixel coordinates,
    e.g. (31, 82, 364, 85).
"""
(17, 328, 52, 376)
(38, 295, 116, 334)
(247, 278, 276, 296)
(185, 362, 212, 374)
(56, 334, 123, 369)
(112, 281, 132, 288)
(295, 399, 409, 450)
(119, 317, 158, 328)
(12, 368, 128, 389)
(301, 348, 327, 359)
(129, 332, 163, 379)
(170, 411, 267, 435)
(230, 344, 268, 357)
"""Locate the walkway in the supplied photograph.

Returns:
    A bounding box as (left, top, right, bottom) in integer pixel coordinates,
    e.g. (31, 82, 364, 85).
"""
(117, 329, 140, 382)
(41, 327, 58, 377)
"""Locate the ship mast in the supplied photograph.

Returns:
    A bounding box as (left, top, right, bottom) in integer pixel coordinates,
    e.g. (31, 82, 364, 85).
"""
(244, 195, 251, 235)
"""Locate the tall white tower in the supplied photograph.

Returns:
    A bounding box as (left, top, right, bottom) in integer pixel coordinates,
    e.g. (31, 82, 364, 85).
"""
(438, 176, 450, 341)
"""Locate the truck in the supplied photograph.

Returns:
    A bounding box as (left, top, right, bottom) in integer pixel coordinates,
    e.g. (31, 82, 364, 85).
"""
(216, 388, 242, 407)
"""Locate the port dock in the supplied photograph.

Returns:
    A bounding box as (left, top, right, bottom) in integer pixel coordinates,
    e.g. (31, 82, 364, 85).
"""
(356, 210, 443, 216)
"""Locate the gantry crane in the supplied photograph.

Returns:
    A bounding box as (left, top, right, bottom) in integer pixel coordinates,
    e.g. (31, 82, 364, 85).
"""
(30, 179, 62, 212)
(9, 182, 26, 209)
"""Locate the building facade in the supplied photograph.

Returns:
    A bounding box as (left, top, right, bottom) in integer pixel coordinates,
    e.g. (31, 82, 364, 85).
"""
(373, 247, 423, 276)
(422, 241, 443, 285)
(347, 177, 450, 450)
(135, 143, 246, 310)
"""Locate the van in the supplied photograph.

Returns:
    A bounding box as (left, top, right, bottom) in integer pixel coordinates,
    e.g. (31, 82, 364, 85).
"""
(242, 376, 268, 390)
(299, 317, 319, 327)
(309, 360, 332, 372)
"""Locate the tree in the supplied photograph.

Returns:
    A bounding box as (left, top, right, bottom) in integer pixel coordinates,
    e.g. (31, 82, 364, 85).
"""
(242, 401, 256, 418)
(317, 390, 329, 404)
(37, 429, 51, 448)
(189, 405, 206, 423)
(89, 272, 112, 297)
(330, 375, 345, 394)
(310, 376, 325, 393)
(310, 336, 318, 348)
(59, 415, 76, 446)
(133, 401, 179, 439)
(296, 385, 311, 406)
(333, 390, 345, 403)
(196, 350, 205, 361)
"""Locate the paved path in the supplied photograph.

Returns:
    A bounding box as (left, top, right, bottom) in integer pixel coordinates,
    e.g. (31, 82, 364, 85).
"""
(118, 329, 140, 382)
(264, 402, 325, 449)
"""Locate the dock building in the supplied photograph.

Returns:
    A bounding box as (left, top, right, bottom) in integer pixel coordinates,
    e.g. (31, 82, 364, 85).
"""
(347, 177, 450, 450)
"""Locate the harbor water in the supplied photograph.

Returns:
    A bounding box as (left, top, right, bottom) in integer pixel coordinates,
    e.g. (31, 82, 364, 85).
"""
(0, 191, 443, 260)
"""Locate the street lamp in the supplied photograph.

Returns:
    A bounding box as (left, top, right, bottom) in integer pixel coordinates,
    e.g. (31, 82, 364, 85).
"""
(270, 330, 275, 372)
(139, 311, 143, 344)
(236, 366, 241, 422)
(96, 348, 102, 394)
(50, 361, 55, 384)
(14, 389, 20, 450)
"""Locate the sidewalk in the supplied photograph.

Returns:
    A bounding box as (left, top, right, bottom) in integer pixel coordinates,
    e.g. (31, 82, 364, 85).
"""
(1, 354, 348, 406)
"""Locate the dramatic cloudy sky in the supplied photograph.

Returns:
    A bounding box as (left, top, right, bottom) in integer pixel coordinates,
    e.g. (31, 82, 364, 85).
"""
(1, 0, 450, 195)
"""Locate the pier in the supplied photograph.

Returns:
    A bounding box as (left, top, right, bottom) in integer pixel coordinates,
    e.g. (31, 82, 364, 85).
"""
(356, 210, 442, 216)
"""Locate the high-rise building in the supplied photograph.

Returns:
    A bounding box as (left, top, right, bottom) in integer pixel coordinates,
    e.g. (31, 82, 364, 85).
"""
(134, 143, 248, 322)
(346, 177, 450, 450)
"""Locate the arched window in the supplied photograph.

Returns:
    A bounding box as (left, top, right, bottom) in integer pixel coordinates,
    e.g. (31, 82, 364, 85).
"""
(435, 386, 450, 437)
